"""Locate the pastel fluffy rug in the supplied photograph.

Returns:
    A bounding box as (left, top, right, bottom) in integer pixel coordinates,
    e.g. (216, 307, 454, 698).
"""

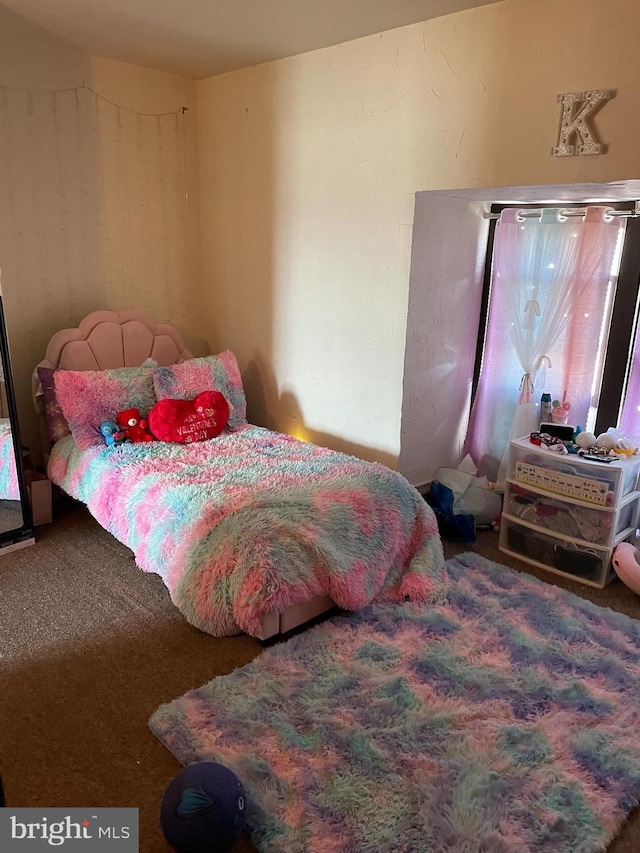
(149, 553, 640, 853)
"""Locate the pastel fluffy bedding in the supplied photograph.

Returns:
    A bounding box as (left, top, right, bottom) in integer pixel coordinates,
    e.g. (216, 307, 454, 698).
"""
(48, 427, 444, 637)
(0, 419, 19, 501)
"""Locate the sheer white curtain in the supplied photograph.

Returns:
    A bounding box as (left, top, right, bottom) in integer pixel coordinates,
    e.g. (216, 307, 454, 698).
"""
(465, 206, 625, 484)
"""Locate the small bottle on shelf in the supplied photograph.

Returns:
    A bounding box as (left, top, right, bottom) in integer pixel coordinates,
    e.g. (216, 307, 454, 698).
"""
(540, 392, 553, 426)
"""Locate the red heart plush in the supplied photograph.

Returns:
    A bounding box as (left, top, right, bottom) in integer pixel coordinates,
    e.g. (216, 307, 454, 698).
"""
(148, 390, 230, 444)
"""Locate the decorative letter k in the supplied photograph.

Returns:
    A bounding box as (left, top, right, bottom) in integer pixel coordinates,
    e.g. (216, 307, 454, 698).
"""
(552, 90, 613, 156)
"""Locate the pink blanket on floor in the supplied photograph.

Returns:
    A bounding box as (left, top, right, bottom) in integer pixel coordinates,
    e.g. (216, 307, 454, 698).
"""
(48, 427, 444, 637)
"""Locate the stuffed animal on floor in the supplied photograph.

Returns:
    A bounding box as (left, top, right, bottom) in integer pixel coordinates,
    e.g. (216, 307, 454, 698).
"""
(99, 420, 129, 447)
(161, 762, 246, 852)
(116, 408, 155, 443)
(612, 542, 640, 595)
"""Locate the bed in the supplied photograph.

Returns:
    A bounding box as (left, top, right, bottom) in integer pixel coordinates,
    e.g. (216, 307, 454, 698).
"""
(34, 310, 445, 639)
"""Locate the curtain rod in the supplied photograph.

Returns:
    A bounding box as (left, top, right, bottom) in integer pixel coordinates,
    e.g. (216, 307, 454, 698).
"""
(483, 201, 640, 221)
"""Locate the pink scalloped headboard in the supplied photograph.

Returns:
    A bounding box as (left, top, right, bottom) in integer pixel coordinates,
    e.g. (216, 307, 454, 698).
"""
(33, 310, 192, 414)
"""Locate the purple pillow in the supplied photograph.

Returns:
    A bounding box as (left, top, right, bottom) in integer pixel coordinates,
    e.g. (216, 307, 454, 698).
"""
(54, 362, 157, 451)
(37, 366, 71, 446)
(153, 351, 247, 430)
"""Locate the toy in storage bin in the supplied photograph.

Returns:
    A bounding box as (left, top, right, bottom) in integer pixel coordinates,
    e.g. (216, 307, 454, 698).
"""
(500, 437, 640, 588)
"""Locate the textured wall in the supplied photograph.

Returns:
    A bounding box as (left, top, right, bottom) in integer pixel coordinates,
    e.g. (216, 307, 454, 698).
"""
(194, 0, 640, 468)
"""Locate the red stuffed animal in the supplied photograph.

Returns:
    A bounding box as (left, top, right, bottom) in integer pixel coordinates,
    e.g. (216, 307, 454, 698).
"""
(116, 408, 155, 443)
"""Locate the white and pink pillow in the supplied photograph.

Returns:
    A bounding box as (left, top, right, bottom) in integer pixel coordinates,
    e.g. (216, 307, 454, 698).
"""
(54, 361, 157, 451)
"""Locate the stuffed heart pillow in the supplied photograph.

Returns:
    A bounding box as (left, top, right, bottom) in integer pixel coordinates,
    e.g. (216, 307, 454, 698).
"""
(148, 390, 230, 444)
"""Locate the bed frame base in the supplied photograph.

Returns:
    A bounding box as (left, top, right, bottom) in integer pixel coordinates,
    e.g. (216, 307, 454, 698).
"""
(256, 594, 336, 641)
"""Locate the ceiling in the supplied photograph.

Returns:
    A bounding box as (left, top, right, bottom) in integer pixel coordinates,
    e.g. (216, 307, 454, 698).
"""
(2, 0, 502, 79)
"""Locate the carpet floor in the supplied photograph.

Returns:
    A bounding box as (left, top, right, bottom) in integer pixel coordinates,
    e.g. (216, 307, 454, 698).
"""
(1, 497, 640, 852)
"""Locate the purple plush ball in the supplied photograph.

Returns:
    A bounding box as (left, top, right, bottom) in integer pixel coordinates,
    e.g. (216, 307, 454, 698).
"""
(160, 762, 246, 853)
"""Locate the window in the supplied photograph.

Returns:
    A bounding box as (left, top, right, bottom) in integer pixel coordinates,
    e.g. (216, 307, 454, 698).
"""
(465, 202, 640, 481)
(607, 216, 640, 436)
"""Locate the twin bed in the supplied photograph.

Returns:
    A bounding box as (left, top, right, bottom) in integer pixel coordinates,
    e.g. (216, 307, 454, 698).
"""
(34, 310, 444, 639)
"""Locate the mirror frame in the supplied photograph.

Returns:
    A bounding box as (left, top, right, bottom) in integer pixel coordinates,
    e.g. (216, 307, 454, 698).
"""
(0, 294, 33, 547)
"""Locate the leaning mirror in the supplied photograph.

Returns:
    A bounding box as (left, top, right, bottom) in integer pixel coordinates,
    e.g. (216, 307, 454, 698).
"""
(0, 277, 34, 550)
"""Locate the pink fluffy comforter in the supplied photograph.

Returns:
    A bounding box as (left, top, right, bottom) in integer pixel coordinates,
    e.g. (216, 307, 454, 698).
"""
(48, 427, 444, 637)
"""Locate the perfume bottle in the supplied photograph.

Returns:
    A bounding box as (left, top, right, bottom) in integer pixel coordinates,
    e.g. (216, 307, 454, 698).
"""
(540, 392, 553, 424)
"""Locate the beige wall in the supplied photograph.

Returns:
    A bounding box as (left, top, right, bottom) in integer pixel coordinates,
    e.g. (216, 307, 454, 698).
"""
(196, 0, 640, 467)
(0, 7, 203, 460)
(3, 0, 640, 471)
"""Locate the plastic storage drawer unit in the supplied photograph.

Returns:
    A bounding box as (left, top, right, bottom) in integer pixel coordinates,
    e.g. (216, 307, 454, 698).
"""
(500, 438, 640, 588)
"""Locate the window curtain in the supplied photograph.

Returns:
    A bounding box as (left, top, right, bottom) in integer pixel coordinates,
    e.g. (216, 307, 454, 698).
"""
(619, 326, 640, 439)
(465, 206, 625, 483)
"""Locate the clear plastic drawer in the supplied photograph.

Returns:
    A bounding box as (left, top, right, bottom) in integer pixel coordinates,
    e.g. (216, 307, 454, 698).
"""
(507, 438, 640, 505)
(504, 482, 638, 548)
(499, 516, 614, 587)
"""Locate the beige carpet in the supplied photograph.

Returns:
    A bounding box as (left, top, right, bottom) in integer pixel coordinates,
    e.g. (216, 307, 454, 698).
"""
(1, 498, 639, 852)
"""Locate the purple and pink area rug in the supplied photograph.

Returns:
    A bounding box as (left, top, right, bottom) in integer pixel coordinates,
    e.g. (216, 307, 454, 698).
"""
(149, 553, 640, 853)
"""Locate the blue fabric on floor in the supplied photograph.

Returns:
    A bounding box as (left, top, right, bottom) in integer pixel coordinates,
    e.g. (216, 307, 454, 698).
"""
(425, 481, 476, 543)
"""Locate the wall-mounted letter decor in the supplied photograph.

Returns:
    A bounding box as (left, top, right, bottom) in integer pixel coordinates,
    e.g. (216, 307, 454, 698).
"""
(552, 90, 614, 156)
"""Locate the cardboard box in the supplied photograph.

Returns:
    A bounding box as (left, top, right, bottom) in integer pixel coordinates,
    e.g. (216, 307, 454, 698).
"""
(26, 472, 52, 526)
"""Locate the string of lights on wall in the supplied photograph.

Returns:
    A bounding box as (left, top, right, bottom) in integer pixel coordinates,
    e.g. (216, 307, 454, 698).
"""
(0, 81, 193, 316)
(0, 81, 187, 116)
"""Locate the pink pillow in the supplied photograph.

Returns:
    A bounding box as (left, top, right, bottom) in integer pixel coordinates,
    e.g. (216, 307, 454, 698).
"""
(54, 362, 157, 451)
(153, 352, 247, 430)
